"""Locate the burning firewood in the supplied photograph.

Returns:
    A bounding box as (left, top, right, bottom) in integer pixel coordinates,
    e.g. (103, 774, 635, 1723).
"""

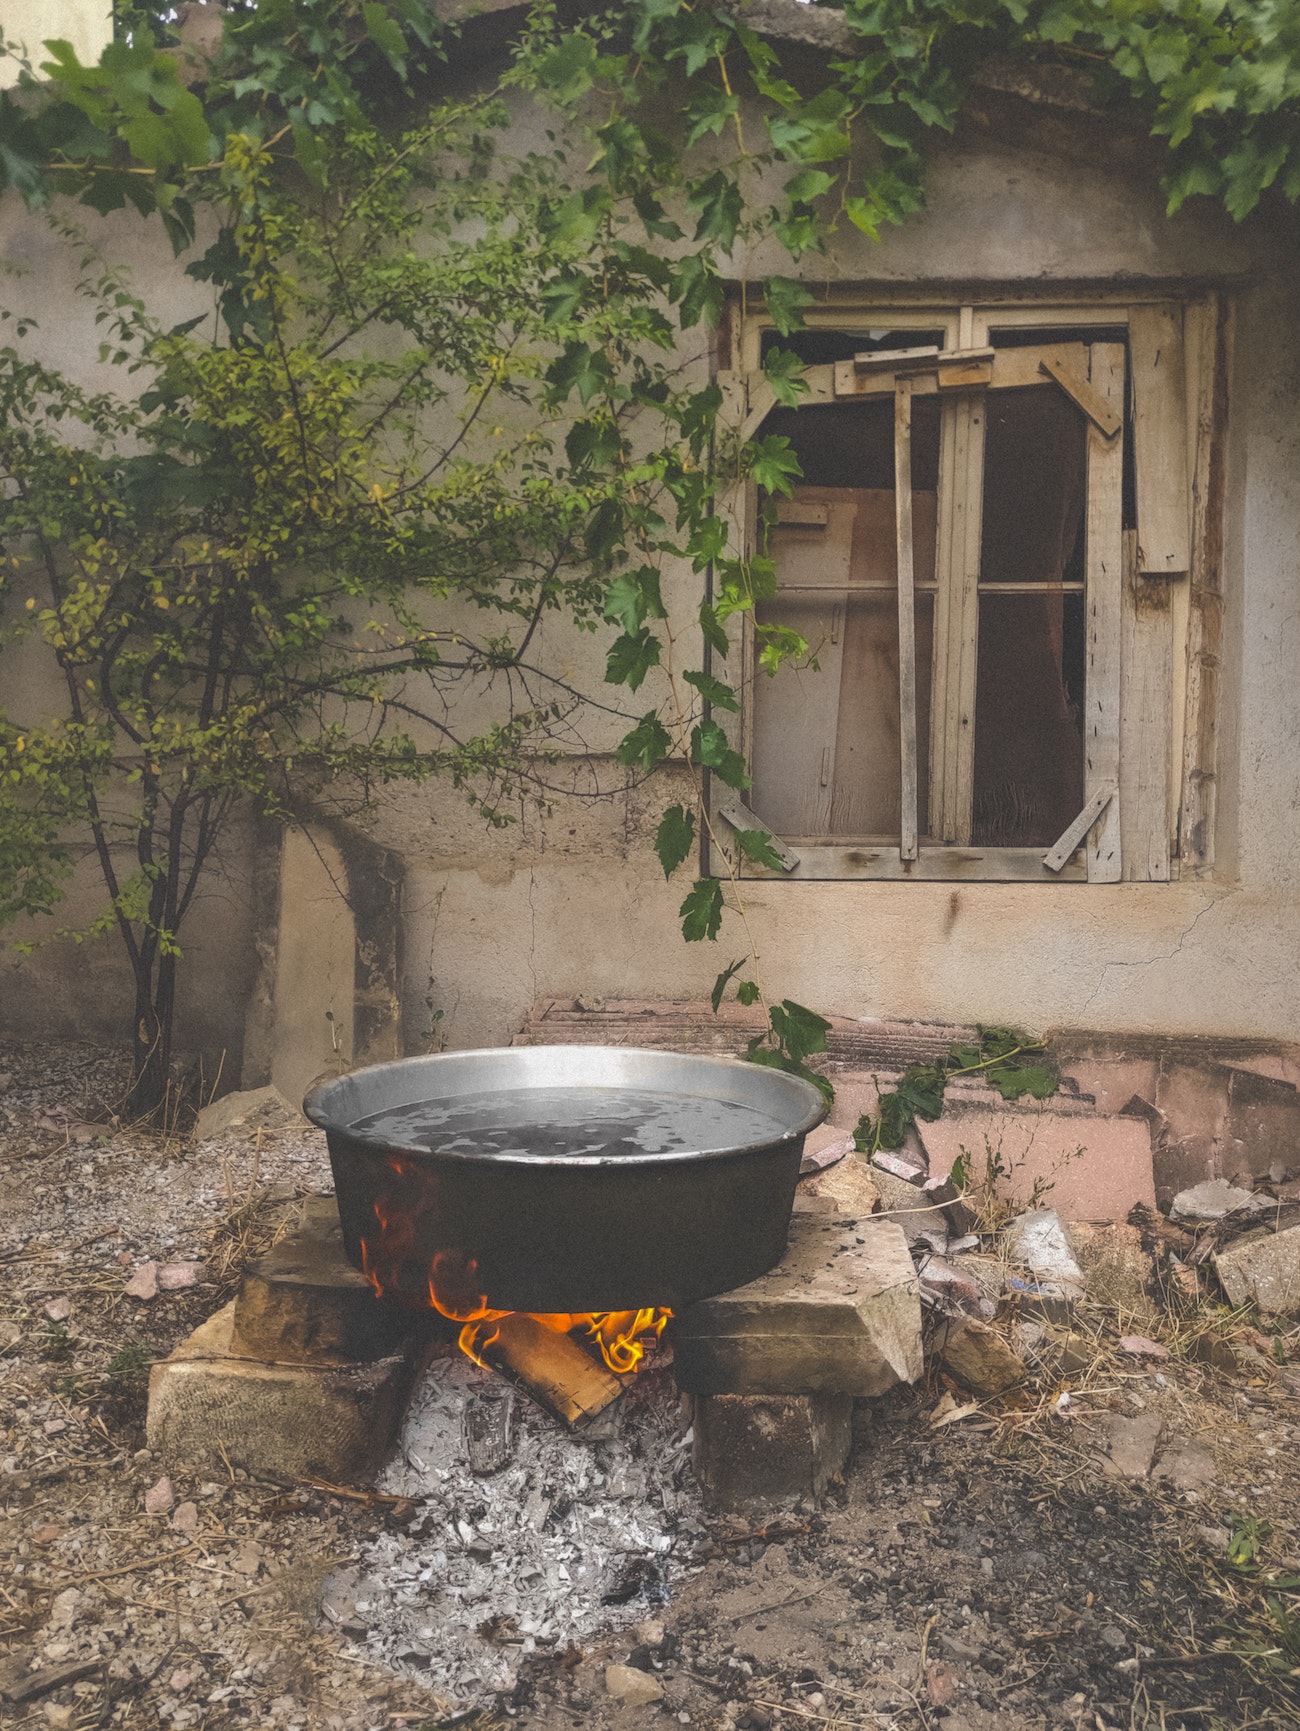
(479, 1313, 624, 1430)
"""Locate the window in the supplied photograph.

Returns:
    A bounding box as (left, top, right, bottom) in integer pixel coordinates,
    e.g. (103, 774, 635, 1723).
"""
(709, 300, 1213, 883)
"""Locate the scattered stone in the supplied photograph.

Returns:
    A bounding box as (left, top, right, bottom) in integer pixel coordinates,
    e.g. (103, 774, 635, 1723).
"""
(1005, 1210, 1085, 1302)
(169, 1669, 194, 1694)
(636, 1618, 666, 1648)
(1118, 1334, 1169, 1359)
(47, 1590, 84, 1633)
(193, 1084, 300, 1144)
(0, 1319, 21, 1354)
(1170, 1178, 1263, 1224)
(125, 1262, 160, 1301)
(1197, 1523, 1231, 1551)
(916, 1253, 989, 1317)
(941, 1318, 1027, 1395)
(799, 1151, 882, 1216)
(158, 1262, 203, 1291)
(1153, 1441, 1216, 1492)
(872, 1150, 927, 1184)
(170, 1500, 199, 1535)
(1215, 1224, 1300, 1317)
(922, 1174, 978, 1236)
(605, 1663, 666, 1705)
(31, 1523, 65, 1544)
(1097, 1413, 1163, 1479)
(42, 1298, 71, 1323)
(925, 1662, 958, 1709)
(1051, 1331, 1097, 1375)
(144, 1476, 175, 1514)
(799, 1127, 853, 1175)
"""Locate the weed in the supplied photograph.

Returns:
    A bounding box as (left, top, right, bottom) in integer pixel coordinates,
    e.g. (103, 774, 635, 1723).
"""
(105, 1341, 152, 1383)
(40, 1321, 75, 1362)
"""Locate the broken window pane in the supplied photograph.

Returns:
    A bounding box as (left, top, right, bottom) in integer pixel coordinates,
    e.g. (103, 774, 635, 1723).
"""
(750, 398, 937, 842)
(971, 385, 1087, 846)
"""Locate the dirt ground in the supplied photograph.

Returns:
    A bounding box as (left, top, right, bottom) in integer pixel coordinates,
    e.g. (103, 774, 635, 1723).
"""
(2, 1038, 1299, 1731)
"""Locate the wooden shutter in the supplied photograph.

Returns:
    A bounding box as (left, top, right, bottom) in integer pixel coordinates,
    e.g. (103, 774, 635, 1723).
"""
(1129, 305, 1191, 576)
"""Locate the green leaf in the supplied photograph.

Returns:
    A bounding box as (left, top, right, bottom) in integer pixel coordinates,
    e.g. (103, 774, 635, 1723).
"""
(768, 998, 831, 1064)
(764, 275, 813, 337)
(679, 877, 724, 942)
(690, 720, 748, 789)
(655, 804, 696, 878)
(363, 4, 408, 77)
(535, 33, 597, 100)
(988, 1062, 1057, 1102)
(734, 828, 785, 872)
(699, 601, 730, 659)
(604, 567, 666, 634)
(737, 979, 760, 1006)
(711, 957, 746, 1013)
(747, 434, 801, 496)
(616, 713, 672, 773)
(682, 669, 739, 711)
(761, 345, 809, 408)
(605, 629, 661, 691)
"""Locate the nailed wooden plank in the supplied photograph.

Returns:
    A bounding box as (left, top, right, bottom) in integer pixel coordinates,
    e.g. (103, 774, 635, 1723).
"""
(1038, 354, 1122, 438)
(776, 500, 830, 527)
(835, 344, 1086, 401)
(718, 799, 800, 872)
(1043, 783, 1116, 873)
(928, 394, 985, 843)
(1084, 343, 1125, 882)
(1179, 295, 1226, 874)
(895, 382, 919, 862)
(1130, 303, 1191, 574)
(737, 844, 1087, 882)
(854, 343, 942, 371)
(1120, 527, 1173, 880)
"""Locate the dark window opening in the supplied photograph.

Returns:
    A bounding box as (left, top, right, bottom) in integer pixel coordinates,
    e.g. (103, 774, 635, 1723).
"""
(761, 327, 946, 367)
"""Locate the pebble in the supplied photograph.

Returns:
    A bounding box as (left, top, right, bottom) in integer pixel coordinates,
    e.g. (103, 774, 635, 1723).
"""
(124, 1262, 159, 1300)
(144, 1476, 175, 1514)
(606, 1663, 666, 1705)
(171, 1501, 200, 1535)
(43, 1297, 72, 1322)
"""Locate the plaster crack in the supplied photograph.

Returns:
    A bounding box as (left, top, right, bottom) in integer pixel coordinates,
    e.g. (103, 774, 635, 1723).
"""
(1078, 888, 1233, 1016)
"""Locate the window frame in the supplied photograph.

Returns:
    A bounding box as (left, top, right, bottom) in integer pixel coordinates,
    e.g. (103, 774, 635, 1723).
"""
(706, 294, 1213, 886)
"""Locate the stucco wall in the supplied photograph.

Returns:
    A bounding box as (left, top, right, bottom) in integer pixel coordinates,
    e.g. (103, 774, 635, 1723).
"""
(1, 1, 111, 85)
(1, 60, 1297, 1068)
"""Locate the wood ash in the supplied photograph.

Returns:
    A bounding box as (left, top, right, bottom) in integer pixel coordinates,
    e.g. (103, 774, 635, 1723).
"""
(325, 1349, 703, 1702)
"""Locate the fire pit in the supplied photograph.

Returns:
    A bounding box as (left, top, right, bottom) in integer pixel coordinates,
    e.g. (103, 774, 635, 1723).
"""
(303, 1045, 826, 1347)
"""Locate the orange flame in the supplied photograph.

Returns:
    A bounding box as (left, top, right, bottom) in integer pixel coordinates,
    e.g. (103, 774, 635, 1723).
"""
(358, 1157, 671, 1376)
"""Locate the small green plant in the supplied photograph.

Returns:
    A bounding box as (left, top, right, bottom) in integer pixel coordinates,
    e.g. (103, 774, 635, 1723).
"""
(854, 1027, 1057, 1156)
(39, 1321, 75, 1362)
(1228, 1514, 1273, 1572)
(104, 1341, 152, 1383)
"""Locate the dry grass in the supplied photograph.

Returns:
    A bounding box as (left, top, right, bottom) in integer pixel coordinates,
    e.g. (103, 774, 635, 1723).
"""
(206, 1137, 303, 1302)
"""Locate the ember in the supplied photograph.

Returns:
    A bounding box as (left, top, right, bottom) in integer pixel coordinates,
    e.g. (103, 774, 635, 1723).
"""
(359, 1155, 671, 1377)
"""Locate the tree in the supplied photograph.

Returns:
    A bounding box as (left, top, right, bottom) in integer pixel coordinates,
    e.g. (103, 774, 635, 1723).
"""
(0, 0, 1295, 1115)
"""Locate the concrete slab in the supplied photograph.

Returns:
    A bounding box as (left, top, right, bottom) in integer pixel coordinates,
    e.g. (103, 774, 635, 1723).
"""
(917, 1107, 1155, 1219)
(797, 1151, 882, 1217)
(671, 1214, 922, 1397)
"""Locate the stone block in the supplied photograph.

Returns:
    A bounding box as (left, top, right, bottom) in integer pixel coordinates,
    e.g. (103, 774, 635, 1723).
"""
(1221, 1068, 1300, 1182)
(671, 1214, 922, 1397)
(1215, 1224, 1300, 1317)
(231, 1196, 407, 1363)
(690, 1392, 852, 1509)
(193, 1084, 301, 1144)
(147, 1301, 426, 1480)
(918, 1108, 1155, 1220)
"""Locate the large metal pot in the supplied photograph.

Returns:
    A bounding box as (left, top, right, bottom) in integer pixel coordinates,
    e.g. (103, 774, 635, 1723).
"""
(304, 1046, 826, 1313)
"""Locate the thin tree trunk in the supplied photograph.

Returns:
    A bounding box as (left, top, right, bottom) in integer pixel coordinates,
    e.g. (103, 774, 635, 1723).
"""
(127, 949, 175, 1121)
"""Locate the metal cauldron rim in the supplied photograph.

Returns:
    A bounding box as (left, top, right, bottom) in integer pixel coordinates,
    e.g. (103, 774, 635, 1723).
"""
(302, 1044, 828, 1169)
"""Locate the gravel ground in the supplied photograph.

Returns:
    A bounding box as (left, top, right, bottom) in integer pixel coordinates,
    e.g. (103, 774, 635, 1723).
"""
(3, 1038, 1300, 1731)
